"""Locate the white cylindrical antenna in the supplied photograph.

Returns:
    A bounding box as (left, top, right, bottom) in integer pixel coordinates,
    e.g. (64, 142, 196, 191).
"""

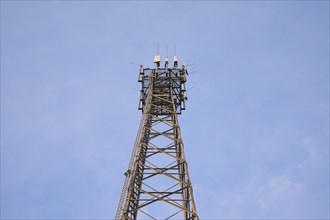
(174, 55, 178, 68)
(173, 44, 178, 68)
(165, 44, 169, 67)
(154, 54, 161, 68)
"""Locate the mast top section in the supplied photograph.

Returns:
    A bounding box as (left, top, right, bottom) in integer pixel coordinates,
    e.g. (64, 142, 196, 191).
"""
(138, 55, 189, 115)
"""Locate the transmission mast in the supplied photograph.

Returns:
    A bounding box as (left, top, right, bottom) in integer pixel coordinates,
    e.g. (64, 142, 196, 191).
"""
(115, 54, 199, 220)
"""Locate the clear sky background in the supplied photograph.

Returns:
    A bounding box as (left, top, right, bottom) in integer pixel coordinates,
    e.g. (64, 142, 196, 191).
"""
(1, 1, 329, 219)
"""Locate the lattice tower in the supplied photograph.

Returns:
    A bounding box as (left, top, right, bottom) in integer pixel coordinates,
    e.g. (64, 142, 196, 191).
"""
(115, 55, 199, 220)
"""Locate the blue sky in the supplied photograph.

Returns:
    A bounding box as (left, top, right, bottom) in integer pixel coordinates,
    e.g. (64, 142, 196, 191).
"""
(1, 1, 329, 219)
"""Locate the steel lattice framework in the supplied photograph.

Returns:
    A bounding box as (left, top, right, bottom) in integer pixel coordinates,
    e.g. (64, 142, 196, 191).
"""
(115, 56, 198, 220)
